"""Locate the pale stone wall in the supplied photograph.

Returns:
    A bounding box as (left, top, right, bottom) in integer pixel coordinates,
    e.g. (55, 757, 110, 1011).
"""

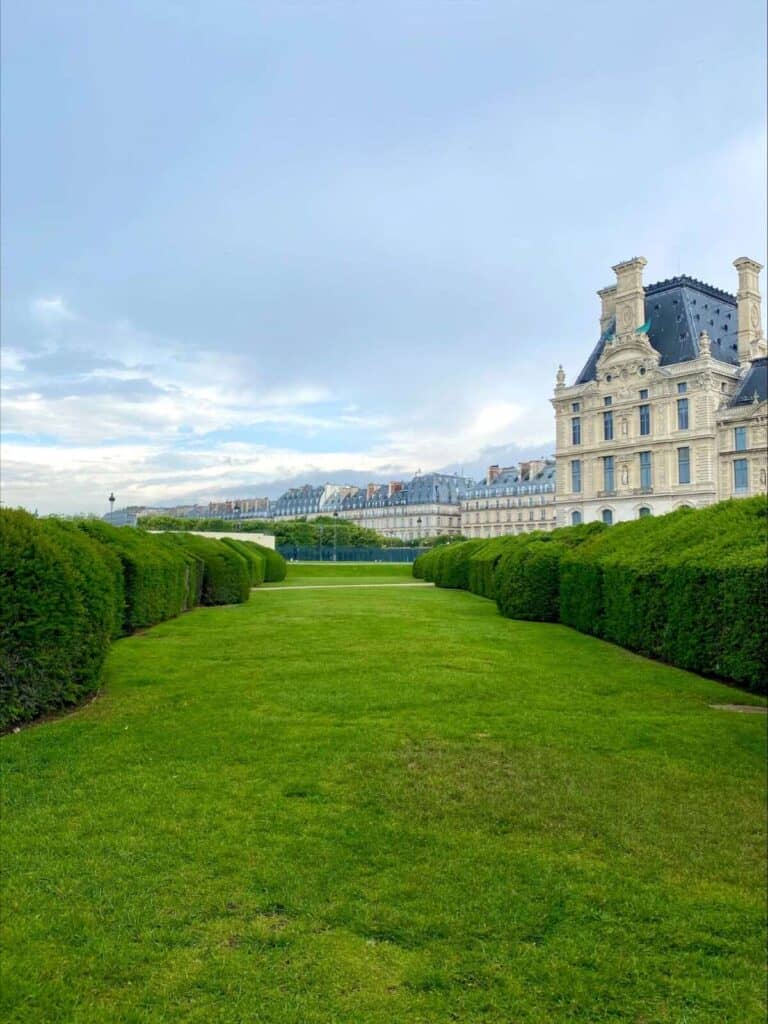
(459, 492, 557, 538)
(149, 530, 276, 549)
(715, 401, 768, 499)
(552, 256, 767, 526)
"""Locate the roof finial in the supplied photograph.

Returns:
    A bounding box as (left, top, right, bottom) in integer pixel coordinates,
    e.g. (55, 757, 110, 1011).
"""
(699, 330, 711, 358)
(555, 364, 566, 389)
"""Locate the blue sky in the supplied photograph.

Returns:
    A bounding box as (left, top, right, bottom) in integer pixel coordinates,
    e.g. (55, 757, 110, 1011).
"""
(2, 0, 766, 514)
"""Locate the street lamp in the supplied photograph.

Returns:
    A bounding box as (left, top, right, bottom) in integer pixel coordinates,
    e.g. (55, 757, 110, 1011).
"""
(233, 504, 241, 526)
(416, 516, 422, 544)
(333, 510, 339, 562)
(108, 492, 115, 523)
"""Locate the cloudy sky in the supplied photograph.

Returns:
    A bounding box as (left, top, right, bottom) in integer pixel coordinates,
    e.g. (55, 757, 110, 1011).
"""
(2, 0, 766, 514)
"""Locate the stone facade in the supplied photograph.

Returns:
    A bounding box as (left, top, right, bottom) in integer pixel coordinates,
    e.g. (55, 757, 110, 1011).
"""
(552, 257, 767, 526)
(460, 460, 556, 538)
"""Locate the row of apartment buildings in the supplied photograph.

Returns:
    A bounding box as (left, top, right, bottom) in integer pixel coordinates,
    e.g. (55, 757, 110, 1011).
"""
(114, 256, 767, 539)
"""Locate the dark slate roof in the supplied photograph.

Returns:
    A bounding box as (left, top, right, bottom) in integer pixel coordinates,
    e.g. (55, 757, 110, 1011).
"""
(576, 276, 738, 384)
(730, 357, 768, 406)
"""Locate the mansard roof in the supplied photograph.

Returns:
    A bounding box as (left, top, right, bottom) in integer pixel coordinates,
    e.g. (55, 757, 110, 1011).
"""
(730, 357, 768, 407)
(576, 276, 739, 384)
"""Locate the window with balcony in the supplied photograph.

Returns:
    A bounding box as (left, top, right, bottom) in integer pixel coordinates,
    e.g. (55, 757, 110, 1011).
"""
(639, 404, 651, 436)
(571, 459, 581, 493)
(571, 417, 581, 445)
(603, 410, 614, 441)
(639, 451, 652, 489)
(734, 458, 749, 492)
(734, 426, 747, 451)
(603, 455, 615, 492)
(677, 447, 691, 484)
(677, 397, 689, 430)
(601, 509, 613, 525)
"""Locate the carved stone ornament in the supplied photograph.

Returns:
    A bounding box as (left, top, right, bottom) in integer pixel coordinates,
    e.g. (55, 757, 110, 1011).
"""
(751, 303, 761, 329)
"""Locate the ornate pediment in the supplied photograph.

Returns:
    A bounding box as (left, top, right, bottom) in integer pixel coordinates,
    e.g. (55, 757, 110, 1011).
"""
(595, 332, 660, 385)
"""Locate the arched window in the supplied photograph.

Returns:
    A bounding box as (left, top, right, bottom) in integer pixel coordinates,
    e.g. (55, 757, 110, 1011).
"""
(601, 509, 613, 525)
(638, 506, 652, 518)
(571, 510, 582, 525)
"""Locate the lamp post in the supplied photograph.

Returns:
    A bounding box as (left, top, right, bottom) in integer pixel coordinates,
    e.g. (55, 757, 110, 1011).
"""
(233, 504, 241, 528)
(108, 492, 115, 523)
(416, 516, 422, 546)
(333, 510, 339, 562)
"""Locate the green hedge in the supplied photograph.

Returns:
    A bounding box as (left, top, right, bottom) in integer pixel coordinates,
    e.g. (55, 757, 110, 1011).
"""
(495, 523, 606, 623)
(78, 521, 193, 632)
(559, 499, 768, 691)
(467, 536, 522, 600)
(167, 534, 251, 605)
(429, 539, 488, 589)
(412, 547, 438, 581)
(249, 542, 286, 582)
(0, 511, 123, 729)
(221, 538, 266, 586)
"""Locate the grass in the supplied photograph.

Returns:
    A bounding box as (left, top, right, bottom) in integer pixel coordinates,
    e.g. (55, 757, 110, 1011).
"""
(272, 561, 416, 586)
(1, 563, 766, 1023)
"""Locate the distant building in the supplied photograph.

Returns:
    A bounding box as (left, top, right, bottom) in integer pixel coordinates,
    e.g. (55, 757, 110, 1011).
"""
(334, 473, 472, 540)
(460, 460, 556, 538)
(552, 257, 767, 526)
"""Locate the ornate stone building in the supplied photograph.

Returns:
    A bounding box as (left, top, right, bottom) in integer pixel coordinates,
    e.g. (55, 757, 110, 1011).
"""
(552, 257, 767, 526)
(460, 460, 556, 538)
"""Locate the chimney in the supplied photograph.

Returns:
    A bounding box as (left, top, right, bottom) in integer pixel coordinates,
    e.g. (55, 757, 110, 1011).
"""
(519, 460, 531, 481)
(612, 257, 647, 339)
(366, 483, 377, 500)
(734, 257, 765, 363)
(388, 481, 404, 497)
(597, 284, 617, 335)
(487, 464, 500, 484)
(527, 458, 546, 479)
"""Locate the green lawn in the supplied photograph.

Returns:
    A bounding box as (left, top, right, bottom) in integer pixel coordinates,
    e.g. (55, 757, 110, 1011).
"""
(1, 567, 766, 1023)
(271, 561, 416, 586)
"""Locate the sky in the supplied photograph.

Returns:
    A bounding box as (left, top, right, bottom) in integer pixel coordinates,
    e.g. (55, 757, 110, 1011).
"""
(2, 0, 766, 515)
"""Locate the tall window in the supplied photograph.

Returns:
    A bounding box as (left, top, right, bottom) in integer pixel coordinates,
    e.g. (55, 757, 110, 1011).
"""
(571, 510, 582, 526)
(734, 458, 749, 492)
(603, 410, 614, 441)
(639, 451, 652, 490)
(571, 416, 581, 445)
(734, 426, 747, 451)
(571, 459, 582, 493)
(601, 509, 613, 525)
(678, 447, 691, 485)
(639, 404, 651, 436)
(603, 455, 615, 492)
(677, 397, 689, 430)
(638, 507, 652, 518)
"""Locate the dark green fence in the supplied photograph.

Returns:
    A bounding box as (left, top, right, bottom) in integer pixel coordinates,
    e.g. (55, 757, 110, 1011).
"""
(278, 545, 429, 563)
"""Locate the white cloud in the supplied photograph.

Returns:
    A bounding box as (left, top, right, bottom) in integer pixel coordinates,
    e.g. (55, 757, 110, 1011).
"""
(30, 296, 75, 326)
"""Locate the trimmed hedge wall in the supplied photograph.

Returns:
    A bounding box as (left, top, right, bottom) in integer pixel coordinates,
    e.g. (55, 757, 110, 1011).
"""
(78, 521, 193, 633)
(413, 500, 767, 691)
(559, 499, 768, 691)
(1, 514, 263, 730)
(167, 533, 251, 605)
(495, 523, 605, 623)
(0, 511, 122, 729)
(251, 542, 287, 582)
(221, 538, 266, 586)
(467, 536, 526, 600)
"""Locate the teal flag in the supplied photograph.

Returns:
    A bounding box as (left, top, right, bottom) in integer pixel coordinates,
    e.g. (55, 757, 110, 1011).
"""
(635, 320, 651, 334)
